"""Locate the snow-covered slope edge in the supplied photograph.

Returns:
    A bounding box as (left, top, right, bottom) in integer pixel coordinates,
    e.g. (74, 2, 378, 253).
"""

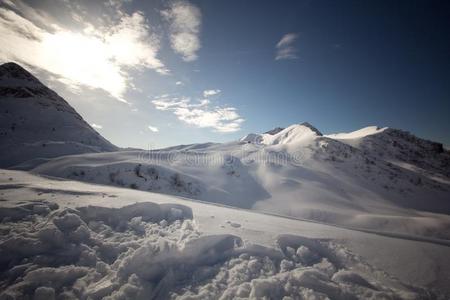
(1, 169, 449, 299)
(327, 126, 450, 179)
(0, 62, 117, 168)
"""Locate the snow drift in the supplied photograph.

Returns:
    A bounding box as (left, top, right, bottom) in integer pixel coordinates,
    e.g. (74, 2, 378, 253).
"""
(0, 199, 437, 299)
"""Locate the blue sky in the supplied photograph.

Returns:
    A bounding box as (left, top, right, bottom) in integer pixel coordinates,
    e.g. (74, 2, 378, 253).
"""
(1, 0, 449, 148)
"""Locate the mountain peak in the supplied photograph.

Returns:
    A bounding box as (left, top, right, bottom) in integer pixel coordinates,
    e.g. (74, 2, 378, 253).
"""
(263, 123, 322, 137)
(0, 62, 117, 168)
(0, 62, 41, 85)
(264, 127, 284, 135)
(241, 123, 322, 145)
(299, 122, 322, 136)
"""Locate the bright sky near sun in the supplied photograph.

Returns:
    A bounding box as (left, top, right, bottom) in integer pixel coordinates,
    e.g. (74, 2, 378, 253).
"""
(1, 0, 449, 148)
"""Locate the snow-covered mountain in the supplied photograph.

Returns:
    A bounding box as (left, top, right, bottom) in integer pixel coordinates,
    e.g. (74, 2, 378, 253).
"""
(30, 122, 450, 239)
(327, 126, 450, 179)
(1, 63, 450, 299)
(1, 128, 449, 299)
(0, 62, 117, 168)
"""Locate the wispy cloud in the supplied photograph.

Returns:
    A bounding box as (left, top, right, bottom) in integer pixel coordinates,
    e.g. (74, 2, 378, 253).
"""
(147, 125, 159, 132)
(0, 1, 168, 102)
(203, 89, 221, 97)
(152, 95, 243, 133)
(91, 123, 103, 129)
(275, 33, 299, 60)
(162, 1, 201, 62)
(175, 81, 183, 85)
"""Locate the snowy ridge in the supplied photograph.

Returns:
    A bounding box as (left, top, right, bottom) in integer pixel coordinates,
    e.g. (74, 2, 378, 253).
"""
(240, 122, 322, 145)
(0, 62, 117, 168)
(263, 123, 321, 145)
(330, 126, 450, 178)
(326, 126, 388, 140)
(264, 127, 284, 135)
(30, 122, 450, 240)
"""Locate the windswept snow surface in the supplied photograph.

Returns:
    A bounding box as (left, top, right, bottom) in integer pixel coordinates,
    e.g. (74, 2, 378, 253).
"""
(30, 123, 450, 240)
(0, 62, 117, 168)
(325, 126, 388, 141)
(1, 170, 450, 299)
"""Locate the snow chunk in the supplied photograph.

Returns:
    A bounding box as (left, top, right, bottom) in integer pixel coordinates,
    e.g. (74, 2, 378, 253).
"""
(0, 201, 56, 221)
(77, 202, 193, 229)
(34, 286, 56, 300)
(332, 270, 376, 289)
(53, 213, 83, 232)
(226, 220, 241, 228)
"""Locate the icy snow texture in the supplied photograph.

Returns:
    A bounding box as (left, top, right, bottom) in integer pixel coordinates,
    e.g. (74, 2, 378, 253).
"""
(0, 201, 435, 300)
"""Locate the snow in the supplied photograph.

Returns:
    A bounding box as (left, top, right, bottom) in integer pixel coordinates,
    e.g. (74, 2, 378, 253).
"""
(325, 126, 388, 140)
(0, 189, 199, 299)
(240, 123, 322, 146)
(1, 62, 450, 299)
(1, 170, 450, 299)
(28, 124, 450, 240)
(327, 126, 449, 179)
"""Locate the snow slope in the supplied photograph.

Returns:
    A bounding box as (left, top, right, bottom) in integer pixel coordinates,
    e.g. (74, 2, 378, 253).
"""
(1, 170, 449, 299)
(326, 126, 388, 140)
(327, 126, 450, 179)
(30, 123, 450, 240)
(0, 62, 117, 168)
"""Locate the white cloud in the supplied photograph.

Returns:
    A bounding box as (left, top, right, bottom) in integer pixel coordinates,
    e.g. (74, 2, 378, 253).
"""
(91, 123, 103, 129)
(0, 3, 168, 102)
(162, 1, 201, 62)
(1, 0, 57, 32)
(198, 99, 210, 106)
(203, 89, 221, 97)
(147, 125, 159, 132)
(275, 33, 299, 60)
(175, 81, 183, 85)
(152, 96, 243, 133)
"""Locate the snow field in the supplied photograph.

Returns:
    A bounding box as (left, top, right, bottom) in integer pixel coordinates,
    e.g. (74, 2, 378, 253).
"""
(0, 200, 438, 299)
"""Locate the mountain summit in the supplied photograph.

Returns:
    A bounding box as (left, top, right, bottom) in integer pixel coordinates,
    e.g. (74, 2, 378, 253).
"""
(264, 127, 284, 135)
(0, 62, 117, 168)
(0, 62, 42, 84)
(241, 122, 322, 145)
(299, 122, 322, 136)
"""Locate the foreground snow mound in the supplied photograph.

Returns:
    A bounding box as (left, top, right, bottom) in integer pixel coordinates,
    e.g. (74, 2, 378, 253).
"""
(0, 200, 439, 299)
(0, 62, 117, 168)
(182, 233, 434, 300)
